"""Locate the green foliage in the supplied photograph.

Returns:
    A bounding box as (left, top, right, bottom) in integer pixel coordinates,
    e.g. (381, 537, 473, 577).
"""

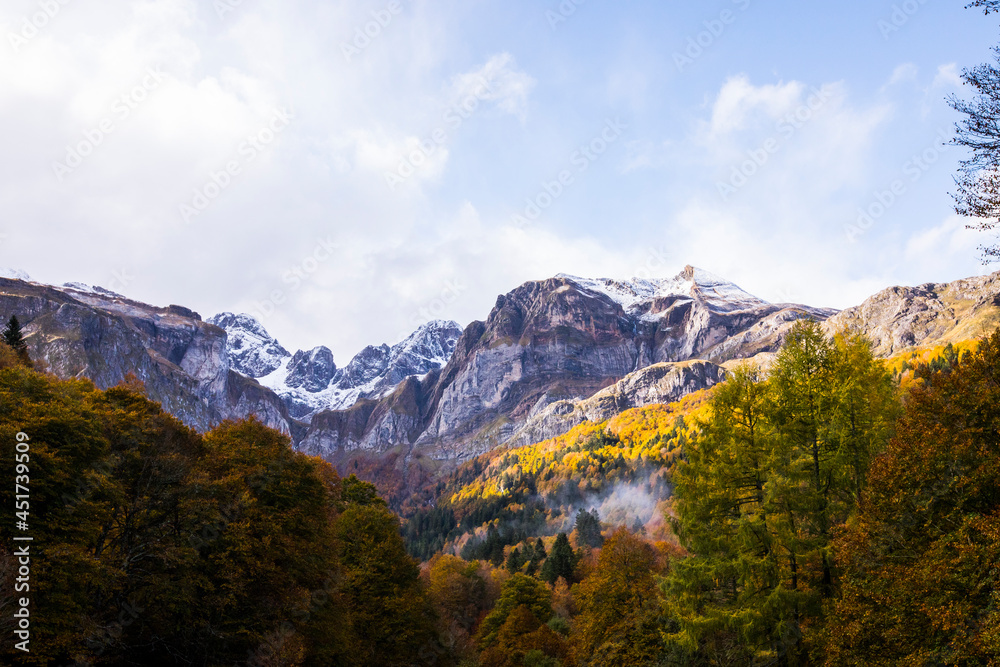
(526, 538, 546, 576)
(573, 508, 604, 548)
(340, 472, 388, 508)
(539, 533, 577, 586)
(820, 329, 1000, 665)
(0, 363, 438, 666)
(667, 322, 898, 662)
(1, 314, 30, 365)
(477, 573, 553, 650)
(336, 500, 438, 666)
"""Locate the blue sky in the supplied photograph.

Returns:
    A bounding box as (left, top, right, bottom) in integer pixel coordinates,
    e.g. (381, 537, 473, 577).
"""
(0, 0, 997, 359)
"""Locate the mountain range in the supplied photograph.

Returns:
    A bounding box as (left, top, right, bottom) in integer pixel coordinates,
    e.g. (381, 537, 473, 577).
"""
(2, 265, 998, 481)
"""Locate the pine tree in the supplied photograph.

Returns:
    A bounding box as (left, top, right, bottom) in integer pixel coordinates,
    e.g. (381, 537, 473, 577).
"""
(540, 533, 576, 585)
(666, 322, 898, 663)
(1, 315, 29, 364)
(525, 538, 546, 576)
(506, 546, 524, 574)
(574, 509, 604, 548)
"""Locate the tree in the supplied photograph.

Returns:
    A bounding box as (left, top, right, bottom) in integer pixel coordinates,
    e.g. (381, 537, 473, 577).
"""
(336, 480, 439, 666)
(820, 328, 1000, 665)
(1, 315, 30, 364)
(0, 356, 446, 666)
(479, 605, 568, 667)
(666, 322, 897, 663)
(525, 538, 546, 576)
(477, 573, 553, 650)
(424, 555, 492, 661)
(573, 529, 667, 666)
(667, 362, 796, 663)
(948, 1, 1000, 261)
(506, 545, 525, 574)
(573, 508, 604, 548)
(540, 533, 576, 586)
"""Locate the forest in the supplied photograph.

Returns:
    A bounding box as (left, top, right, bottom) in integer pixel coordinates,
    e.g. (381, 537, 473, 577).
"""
(0, 318, 998, 666)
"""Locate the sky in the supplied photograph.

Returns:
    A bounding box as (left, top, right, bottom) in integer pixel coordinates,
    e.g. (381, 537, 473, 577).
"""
(0, 0, 998, 361)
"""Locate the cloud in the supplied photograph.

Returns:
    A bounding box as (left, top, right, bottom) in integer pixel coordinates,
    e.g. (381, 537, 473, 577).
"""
(448, 52, 536, 122)
(707, 75, 805, 137)
(905, 215, 995, 275)
(932, 63, 963, 90)
(887, 63, 919, 87)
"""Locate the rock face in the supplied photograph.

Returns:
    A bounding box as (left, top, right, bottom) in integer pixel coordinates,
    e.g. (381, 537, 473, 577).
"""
(0, 279, 293, 435)
(206, 312, 290, 377)
(286, 347, 337, 392)
(823, 271, 1000, 356)
(208, 316, 464, 421)
(302, 267, 836, 463)
(503, 360, 727, 452)
(8, 267, 996, 477)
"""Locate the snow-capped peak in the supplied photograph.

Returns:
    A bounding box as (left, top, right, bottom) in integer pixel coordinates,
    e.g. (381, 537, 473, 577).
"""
(207, 312, 291, 378)
(558, 265, 767, 317)
(211, 313, 465, 422)
(0, 268, 31, 281)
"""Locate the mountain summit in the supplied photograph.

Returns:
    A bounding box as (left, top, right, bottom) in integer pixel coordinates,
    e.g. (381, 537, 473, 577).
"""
(207, 314, 463, 420)
(557, 265, 768, 317)
(3, 267, 998, 480)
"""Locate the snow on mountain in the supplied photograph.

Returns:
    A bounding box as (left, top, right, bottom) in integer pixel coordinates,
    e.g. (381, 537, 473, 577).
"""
(558, 265, 768, 318)
(0, 268, 31, 281)
(207, 313, 291, 378)
(210, 313, 463, 421)
(60, 283, 126, 299)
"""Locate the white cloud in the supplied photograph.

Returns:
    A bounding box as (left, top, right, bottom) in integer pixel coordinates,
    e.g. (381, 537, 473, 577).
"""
(448, 52, 535, 122)
(905, 215, 995, 276)
(887, 62, 919, 87)
(932, 63, 963, 89)
(707, 75, 805, 137)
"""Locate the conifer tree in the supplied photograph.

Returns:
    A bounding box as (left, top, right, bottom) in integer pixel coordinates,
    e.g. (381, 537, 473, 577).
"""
(1, 314, 29, 364)
(525, 538, 546, 576)
(667, 322, 897, 662)
(574, 508, 604, 548)
(540, 533, 576, 585)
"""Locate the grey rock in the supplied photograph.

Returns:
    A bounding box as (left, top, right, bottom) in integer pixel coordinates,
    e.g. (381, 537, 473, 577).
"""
(0, 278, 293, 435)
(286, 347, 337, 392)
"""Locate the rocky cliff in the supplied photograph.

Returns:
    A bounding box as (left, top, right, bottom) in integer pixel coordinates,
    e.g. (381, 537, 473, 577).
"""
(208, 315, 463, 421)
(301, 267, 836, 463)
(823, 271, 1000, 355)
(0, 278, 294, 434)
(6, 267, 997, 477)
